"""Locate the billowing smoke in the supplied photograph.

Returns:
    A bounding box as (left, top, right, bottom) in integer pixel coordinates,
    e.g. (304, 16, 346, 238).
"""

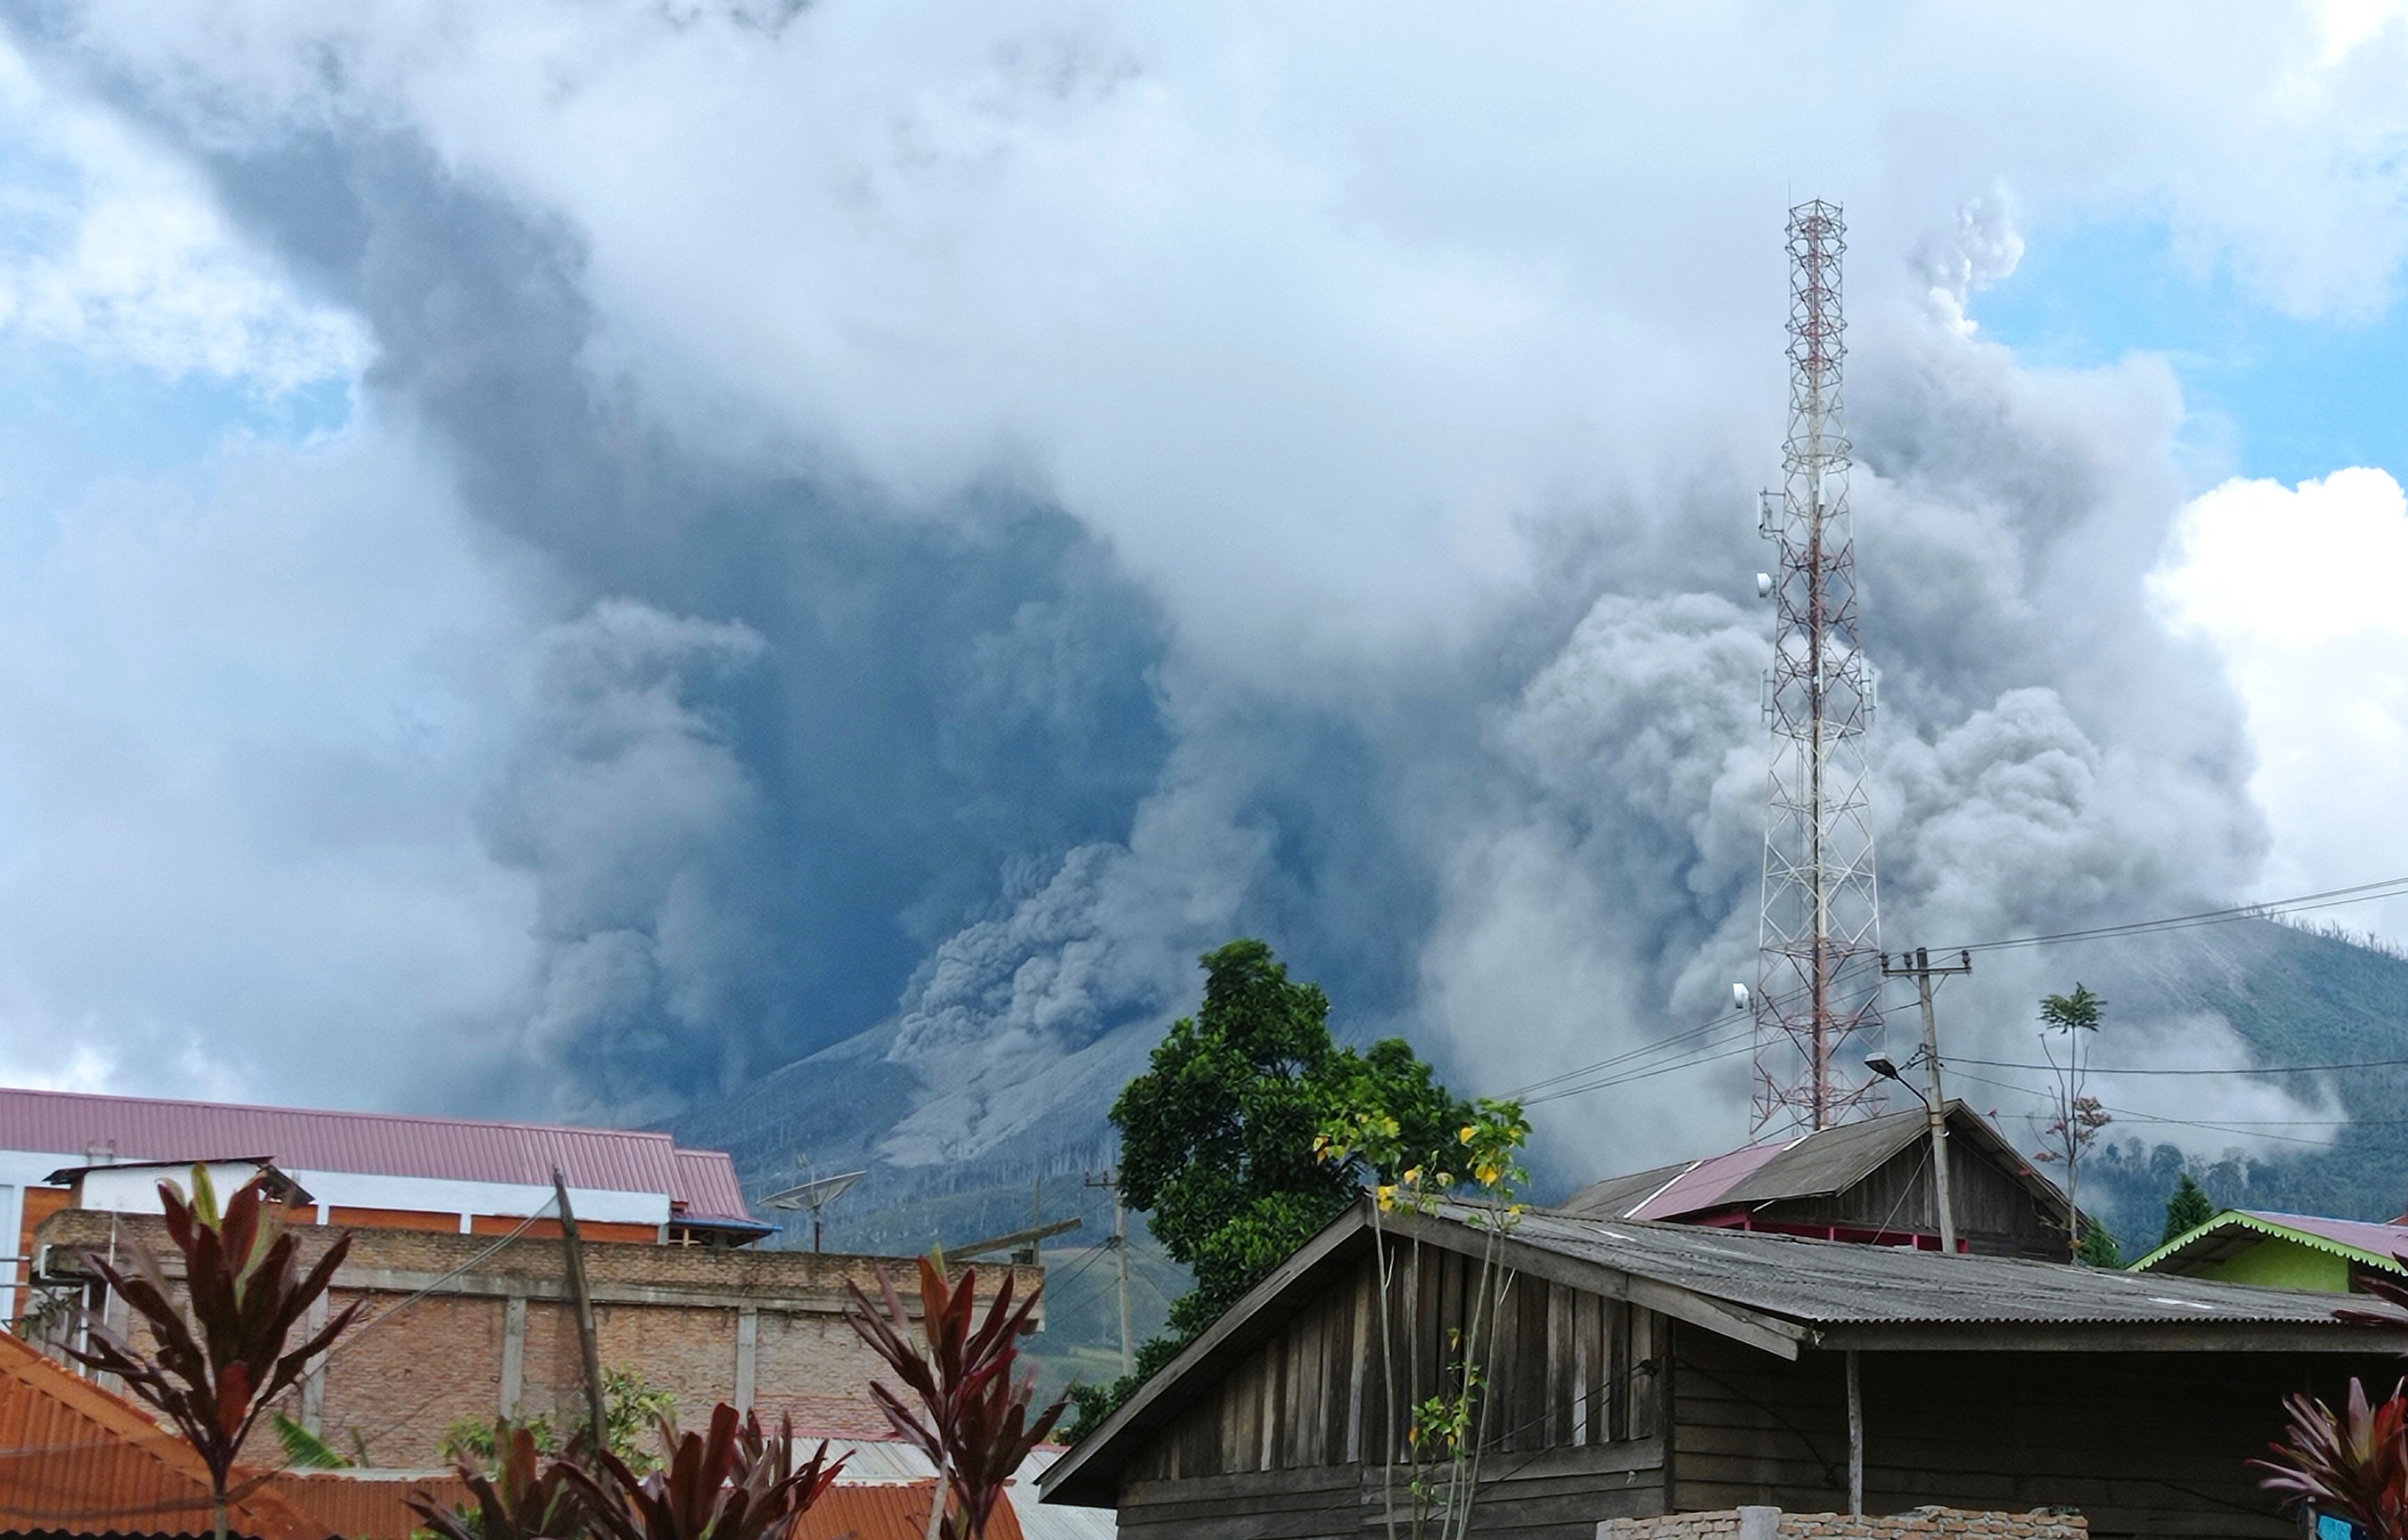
(6, 3, 2404, 1179)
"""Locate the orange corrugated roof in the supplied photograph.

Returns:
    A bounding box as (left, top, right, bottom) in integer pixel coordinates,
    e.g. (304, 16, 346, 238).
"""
(0, 1331, 323, 1539)
(790, 1481, 1024, 1540)
(264, 1471, 468, 1540)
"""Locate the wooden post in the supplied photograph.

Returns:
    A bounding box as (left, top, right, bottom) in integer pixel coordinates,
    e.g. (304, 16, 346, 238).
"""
(553, 1170, 610, 1456)
(1846, 1349, 1863, 1517)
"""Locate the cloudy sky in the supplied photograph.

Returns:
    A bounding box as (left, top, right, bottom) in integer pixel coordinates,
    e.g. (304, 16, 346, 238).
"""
(0, 2, 2404, 1168)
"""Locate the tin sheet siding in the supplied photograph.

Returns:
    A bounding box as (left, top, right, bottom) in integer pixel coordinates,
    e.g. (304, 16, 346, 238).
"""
(1116, 1245, 1669, 1540)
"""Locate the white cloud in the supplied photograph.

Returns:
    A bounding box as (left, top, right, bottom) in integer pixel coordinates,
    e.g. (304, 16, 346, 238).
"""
(2154, 467, 2408, 940)
(33, 2, 2408, 685)
(0, 33, 369, 390)
(0, 420, 542, 1111)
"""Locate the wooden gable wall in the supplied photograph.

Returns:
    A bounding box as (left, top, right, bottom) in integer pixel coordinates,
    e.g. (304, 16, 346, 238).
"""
(1754, 1137, 2064, 1259)
(1118, 1240, 1669, 1539)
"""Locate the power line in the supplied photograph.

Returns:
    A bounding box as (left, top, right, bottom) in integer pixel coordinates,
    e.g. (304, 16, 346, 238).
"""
(1955, 1054, 2408, 1078)
(1504, 872, 2408, 1111)
(1944, 875, 2408, 955)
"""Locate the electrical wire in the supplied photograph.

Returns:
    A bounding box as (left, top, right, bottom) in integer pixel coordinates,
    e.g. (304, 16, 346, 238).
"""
(1496, 871, 2408, 1112)
(1955, 1053, 2408, 1078)
(1942, 874, 2408, 955)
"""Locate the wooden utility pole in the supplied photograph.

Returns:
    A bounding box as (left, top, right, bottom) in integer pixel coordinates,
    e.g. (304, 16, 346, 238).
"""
(552, 1169, 610, 1455)
(1087, 1169, 1133, 1378)
(1878, 948, 1972, 1255)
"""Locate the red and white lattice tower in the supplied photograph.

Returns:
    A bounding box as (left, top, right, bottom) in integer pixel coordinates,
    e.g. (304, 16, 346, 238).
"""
(1753, 199, 1886, 1132)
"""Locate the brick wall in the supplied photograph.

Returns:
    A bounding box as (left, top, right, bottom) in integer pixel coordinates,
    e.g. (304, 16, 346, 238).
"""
(1596, 1507, 2088, 1539)
(33, 1209, 1041, 1468)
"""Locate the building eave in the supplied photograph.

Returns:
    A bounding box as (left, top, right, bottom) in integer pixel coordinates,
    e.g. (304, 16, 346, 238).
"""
(2131, 1209, 2408, 1276)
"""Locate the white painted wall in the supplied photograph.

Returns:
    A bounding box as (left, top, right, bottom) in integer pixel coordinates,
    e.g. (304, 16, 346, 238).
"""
(79, 1160, 282, 1214)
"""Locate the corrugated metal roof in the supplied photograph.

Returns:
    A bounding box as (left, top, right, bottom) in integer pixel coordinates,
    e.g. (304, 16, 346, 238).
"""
(1560, 1102, 2072, 1228)
(2133, 1209, 2408, 1276)
(1498, 1207, 2400, 1326)
(1624, 1142, 1792, 1220)
(669, 1148, 755, 1223)
(802, 1443, 1106, 1540)
(2241, 1210, 2408, 1262)
(792, 1482, 1026, 1540)
(0, 1086, 752, 1222)
(0, 1330, 322, 1540)
(264, 1471, 466, 1540)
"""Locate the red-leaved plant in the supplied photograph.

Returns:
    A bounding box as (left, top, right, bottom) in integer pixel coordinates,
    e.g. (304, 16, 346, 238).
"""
(846, 1257, 1067, 1540)
(2253, 1269, 2408, 1537)
(64, 1168, 357, 1540)
(2255, 1378, 2408, 1539)
(409, 1418, 590, 1540)
(565, 1402, 843, 1540)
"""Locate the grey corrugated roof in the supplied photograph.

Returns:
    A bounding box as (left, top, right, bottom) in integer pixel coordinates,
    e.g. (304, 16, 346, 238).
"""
(1707, 1109, 1923, 1204)
(1496, 1206, 2387, 1326)
(1554, 1159, 1693, 1219)
(1557, 1102, 2072, 1227)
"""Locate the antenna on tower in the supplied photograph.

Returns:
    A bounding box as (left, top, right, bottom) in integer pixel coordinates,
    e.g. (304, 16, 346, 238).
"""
(1754, 198, 1886, 1133)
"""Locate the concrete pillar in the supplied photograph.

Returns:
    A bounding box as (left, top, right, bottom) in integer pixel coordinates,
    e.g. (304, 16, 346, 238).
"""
(735, 1307, 759, 1411)
(500, 1295, 528, 1416)
(300, 1294, 330, 1434)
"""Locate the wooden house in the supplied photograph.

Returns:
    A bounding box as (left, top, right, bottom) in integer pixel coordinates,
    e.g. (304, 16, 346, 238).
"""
(1039, 1199, 2408, 1539)
(1559, 1102, 2072, 1260)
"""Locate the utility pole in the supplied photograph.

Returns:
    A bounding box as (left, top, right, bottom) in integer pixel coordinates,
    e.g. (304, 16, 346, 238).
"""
(1878, 948, 1971, 1254)
(1086, 1169, 1134, 1379)
(552, 1169, 610, 1457)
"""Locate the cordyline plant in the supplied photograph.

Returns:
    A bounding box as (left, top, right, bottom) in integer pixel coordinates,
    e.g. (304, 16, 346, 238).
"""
(846, 1257, 1067, 1540)
(2255, 1272, 2408, 1537)
(64, 1167, 358, 1540)
(409, 1418, 590, 1540)
(562, 1403, 844, 1540)
(2256, 1378, 2408, 1539)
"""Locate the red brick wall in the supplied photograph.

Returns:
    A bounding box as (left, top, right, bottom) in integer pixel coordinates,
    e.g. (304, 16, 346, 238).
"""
(323, 1291, 507, 1466)
(752, 1308, 899, 1437)
(32, 1209, 1036, 1468)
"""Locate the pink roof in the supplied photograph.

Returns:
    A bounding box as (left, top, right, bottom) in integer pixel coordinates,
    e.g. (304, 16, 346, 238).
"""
(0, 1086, 754, 1223)
(2247, 1210, 2408, 1261)
(1625, 1140, 1794, 1221)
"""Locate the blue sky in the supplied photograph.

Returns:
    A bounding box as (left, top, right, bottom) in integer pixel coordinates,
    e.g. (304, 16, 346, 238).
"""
(1975, 215, 2408, 491)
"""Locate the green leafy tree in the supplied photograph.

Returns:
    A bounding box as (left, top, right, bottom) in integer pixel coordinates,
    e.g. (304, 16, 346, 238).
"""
(1071, 939, 1477, 1435)
(2161, 1171, 2216, 1246)
(2076, 1220, 2122, 1269)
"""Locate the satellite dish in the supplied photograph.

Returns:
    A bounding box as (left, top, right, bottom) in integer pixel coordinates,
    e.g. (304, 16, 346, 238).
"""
(1755, 572, 1775, 598)
(761, 1168, 865, 1253)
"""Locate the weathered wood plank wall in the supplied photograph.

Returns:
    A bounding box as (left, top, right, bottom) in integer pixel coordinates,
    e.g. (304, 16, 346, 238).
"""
(1668, 1323, 2392, 1538)
(1116, 1240, 1671, 1539)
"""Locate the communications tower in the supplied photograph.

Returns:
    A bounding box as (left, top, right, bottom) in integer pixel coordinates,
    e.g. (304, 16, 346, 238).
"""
(1753, 199, 1885, 1132)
